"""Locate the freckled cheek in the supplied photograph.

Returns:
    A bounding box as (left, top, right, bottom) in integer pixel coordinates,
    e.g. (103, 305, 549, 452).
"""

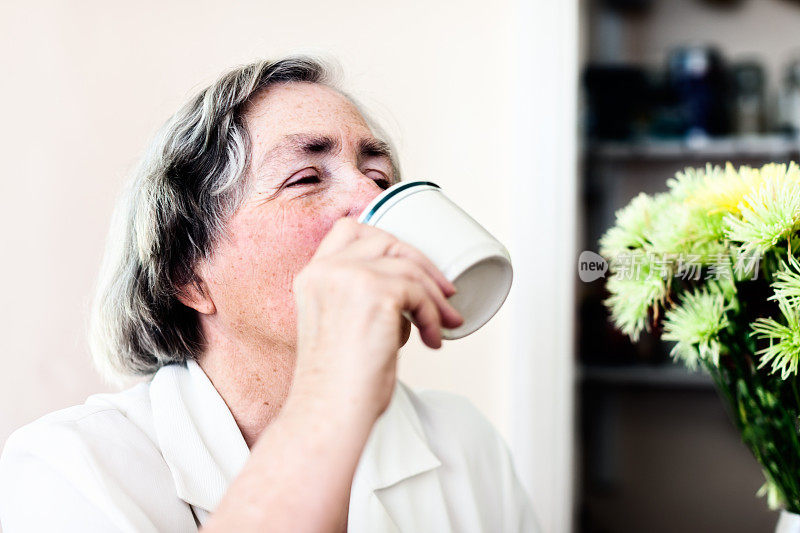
(280, 215, 342, 272)
(248, 212, 341, 286)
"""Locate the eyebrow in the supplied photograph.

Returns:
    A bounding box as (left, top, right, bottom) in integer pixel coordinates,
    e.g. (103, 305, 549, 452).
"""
(259, 133, 397, 176)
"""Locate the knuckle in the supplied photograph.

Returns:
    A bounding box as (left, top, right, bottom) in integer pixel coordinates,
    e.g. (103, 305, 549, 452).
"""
(375, 294, 400, 314)
(331, 264, 380, 295)
(353, 268, 380, 290)
(332, 216, 358, 235)
(363, 231, 395, 251)
(396, 261, 422, 284)
(398, 258, 430, 283)
(374, 280, 403, 304)
(366, 226, 397, 246)
(385, 238, 408, 257)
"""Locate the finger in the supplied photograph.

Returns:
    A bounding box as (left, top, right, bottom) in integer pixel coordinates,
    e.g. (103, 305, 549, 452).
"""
(339, 232, 457, 298)
(369, 257, 463, 329)
(315, 217, 457, 298)
(312, 217, 368, 259)
(388, 278, 443, 349)
(383, 240, 457, 298)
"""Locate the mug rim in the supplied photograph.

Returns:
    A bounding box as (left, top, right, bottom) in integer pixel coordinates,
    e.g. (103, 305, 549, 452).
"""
(358, 180, 440, 225)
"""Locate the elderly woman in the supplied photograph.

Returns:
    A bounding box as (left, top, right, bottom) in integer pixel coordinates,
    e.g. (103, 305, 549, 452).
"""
(0, 57, 536, 532)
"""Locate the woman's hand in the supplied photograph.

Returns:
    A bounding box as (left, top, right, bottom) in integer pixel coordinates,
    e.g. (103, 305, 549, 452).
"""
(290, 217, 464, 421)
(203, 217, 463, 533)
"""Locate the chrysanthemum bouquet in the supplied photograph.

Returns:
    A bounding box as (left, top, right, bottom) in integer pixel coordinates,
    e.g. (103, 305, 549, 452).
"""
(601, 162, 800, 513)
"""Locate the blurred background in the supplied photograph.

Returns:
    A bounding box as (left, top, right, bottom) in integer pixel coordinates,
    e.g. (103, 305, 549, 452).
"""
(579, 0, 800, 532)
(6, 0, 800, 532)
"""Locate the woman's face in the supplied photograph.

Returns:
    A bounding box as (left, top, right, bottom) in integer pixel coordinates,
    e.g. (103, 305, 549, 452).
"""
(196, 82, 398, 352)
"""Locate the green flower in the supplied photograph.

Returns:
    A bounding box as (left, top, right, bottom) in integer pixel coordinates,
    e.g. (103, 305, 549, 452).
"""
(770, 254, 800, 309)
(725, 175, 800, 258)
(599, 193, 665, 259)
(666, 164, 714, 201)
(646, 201, 728, 262)
(751, 295, 800, 379)
(605, 262, 667, 341)
(662, 287, 730, 369)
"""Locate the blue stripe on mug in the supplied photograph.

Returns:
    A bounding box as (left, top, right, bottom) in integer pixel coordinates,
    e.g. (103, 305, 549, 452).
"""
(360, 181, 440, 225)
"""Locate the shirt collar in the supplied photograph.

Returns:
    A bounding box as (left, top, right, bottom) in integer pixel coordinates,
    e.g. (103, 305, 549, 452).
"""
(149, 360, 442, 513)
(356, 381, 442, 491)
(149, 359, 250, 512)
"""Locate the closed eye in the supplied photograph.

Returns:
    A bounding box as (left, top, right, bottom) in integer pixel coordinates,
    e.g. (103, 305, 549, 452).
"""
(365, 170, 392, 190)
(288, 174, 321, 187)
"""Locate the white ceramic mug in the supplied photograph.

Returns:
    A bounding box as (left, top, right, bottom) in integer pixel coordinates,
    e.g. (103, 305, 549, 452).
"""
(358, 180, 513, 340)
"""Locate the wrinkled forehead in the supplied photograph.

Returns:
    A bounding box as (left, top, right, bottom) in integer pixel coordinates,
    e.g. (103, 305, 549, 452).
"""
(242, 81, 398, 176)
(243, 82, 374, 146)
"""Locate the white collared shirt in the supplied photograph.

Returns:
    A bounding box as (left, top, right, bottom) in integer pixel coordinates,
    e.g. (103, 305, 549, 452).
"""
(0, 360, 538, 532)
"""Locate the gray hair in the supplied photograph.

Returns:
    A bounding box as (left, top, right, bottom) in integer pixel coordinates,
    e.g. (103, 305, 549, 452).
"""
(89, 56, 399, 383)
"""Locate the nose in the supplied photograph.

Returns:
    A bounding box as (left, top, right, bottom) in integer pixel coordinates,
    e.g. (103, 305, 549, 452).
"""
(344, 172, 385, 218)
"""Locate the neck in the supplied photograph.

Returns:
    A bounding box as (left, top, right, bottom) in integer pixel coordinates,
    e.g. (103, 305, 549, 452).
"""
(195, 321, 296, 449)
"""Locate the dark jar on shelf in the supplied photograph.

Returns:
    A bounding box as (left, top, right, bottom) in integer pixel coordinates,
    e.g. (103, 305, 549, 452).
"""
(665, 45, 731, 138)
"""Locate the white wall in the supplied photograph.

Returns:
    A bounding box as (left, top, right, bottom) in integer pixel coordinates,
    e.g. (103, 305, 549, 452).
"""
(511, 2, 579, 532)
(0, 0, 518, 445)
(0, 1, 578, 530)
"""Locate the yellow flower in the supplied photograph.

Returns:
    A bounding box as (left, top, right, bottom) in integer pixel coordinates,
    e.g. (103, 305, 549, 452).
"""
(691, 162, 800, 215)
(724, 165, 800, 258)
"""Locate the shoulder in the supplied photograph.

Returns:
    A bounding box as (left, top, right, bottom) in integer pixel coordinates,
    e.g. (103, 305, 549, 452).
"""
(3, 381, 157, 460)
(0, 382, 193, 532)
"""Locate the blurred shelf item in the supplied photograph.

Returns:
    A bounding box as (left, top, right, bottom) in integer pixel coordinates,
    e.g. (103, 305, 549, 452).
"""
(779, 57, 800, 135)
(579, 363, 715, 389)
(587, 134, 800, 161)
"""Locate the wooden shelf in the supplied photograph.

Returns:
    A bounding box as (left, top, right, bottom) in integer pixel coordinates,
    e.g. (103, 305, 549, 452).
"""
(579, 363, 715, 389)
(586, 135, 800, 162)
